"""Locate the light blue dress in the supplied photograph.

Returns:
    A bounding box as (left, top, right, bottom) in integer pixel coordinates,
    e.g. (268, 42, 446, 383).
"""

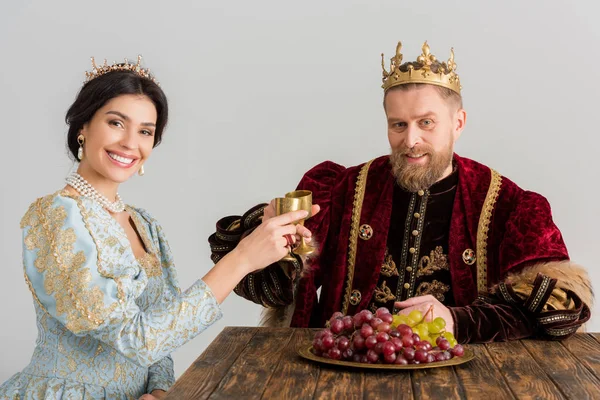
(0, 190, 223, 399)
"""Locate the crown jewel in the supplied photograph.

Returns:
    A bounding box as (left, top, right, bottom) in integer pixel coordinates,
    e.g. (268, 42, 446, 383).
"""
(381, 41, 461, 94)
(84, 55, 158, 85)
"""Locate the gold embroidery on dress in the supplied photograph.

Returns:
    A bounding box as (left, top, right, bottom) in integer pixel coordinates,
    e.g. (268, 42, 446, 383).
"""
(381, 249, 400, 277)
(21, 194, 117, 334)
(416, 246, 449, 278)
(415, 280, 450, 302)
(374, 280, 396, 303)
(137, 252, 162, 278)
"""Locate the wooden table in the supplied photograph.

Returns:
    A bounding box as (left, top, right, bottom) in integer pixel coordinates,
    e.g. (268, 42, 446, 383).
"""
(165, 327, 600, 399)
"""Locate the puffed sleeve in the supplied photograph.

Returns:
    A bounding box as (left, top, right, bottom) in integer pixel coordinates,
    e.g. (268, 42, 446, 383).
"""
(21, 192, 223, 368)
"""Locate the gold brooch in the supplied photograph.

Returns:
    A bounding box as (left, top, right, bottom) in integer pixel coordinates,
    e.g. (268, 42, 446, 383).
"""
(359, 224, 373, 240)
(462, 248, 476, 265)
(350, 290, 362, 305)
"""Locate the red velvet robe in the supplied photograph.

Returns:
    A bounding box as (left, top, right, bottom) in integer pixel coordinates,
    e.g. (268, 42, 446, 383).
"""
(290, 154, 570, 328)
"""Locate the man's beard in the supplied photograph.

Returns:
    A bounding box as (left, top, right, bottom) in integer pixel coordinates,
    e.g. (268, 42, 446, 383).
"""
(389, 140, 454, 192)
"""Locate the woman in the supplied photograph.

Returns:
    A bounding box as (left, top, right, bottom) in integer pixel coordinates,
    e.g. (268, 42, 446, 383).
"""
(0, 57, 310, 399)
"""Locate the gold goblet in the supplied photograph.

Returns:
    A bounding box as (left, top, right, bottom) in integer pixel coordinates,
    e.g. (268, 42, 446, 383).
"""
(284, 190, 316, 257)
(274, 196, 302, 261)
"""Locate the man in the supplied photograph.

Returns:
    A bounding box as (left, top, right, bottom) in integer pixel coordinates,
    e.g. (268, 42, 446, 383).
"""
(209, 41, 592, 343)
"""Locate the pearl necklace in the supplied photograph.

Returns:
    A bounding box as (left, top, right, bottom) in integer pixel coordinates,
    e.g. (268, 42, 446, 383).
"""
(65, 172, 125, 213)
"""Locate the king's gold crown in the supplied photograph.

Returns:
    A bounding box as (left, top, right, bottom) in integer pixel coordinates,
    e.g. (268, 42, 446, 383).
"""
(84, 55, 158, 85)
(381, 41, 461, 94)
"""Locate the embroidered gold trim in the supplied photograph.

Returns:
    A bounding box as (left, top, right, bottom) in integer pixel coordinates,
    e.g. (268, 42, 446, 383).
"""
(374, 281, 396, 303)
(415, 280, 451, 302)
(476, 169, 502, 295)
(394, 193, 418, 312)
(538, 313, 579, 325)
(137, 252, 162, 278)
(381, 249, 399, 277)
(528, 275, 552, 312)
(416, 246, 449, 278)
(546, 326, 578, 337)
(342, 160, 374, 314)
(67, 192, 127, 302)
(21, 193, 117, 333)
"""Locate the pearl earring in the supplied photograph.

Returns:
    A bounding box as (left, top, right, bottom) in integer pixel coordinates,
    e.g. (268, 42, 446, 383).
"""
(139, 165, 145, 176)
(77, 135, 85, 161)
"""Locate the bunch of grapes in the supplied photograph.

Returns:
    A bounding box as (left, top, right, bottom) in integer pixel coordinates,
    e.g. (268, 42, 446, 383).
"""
(311, 307, 465, 365)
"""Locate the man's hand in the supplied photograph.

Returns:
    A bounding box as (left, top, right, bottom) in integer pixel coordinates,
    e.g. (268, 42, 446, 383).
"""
(394, 295, 455, 335)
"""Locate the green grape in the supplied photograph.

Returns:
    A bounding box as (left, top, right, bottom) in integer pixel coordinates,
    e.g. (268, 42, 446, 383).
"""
(391, 314, 405, 328)
(441, 332, 456, 342)
(408, 310, 423, 322)
(428, 320, 444, 334)
(420, 335, 433, 345)
(407, 318, 419, 327)
(414, 324, 429, 338)
(433, 317, 446, 329)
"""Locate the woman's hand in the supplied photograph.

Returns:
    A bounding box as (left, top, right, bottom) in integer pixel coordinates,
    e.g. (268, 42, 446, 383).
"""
(233, 210, 311, 273)
(263, 200, 320, 243)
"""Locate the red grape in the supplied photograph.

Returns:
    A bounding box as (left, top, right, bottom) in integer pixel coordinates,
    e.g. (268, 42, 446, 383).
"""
(376, 332, 390, 343)
(330, 311, 343, 321)
(389, 330, 401, 338)
(353, 354, 362, 363)
(438, 339, 451, 351)
(336, 336, 350, 351)
(360, 324, 374, 339)
(366, 350, 379, 363)
(384, 352, 397, 364)
(365, 335, 378, 349)
(374, 342, 385, 355)
(397, 324, 413, 337)
(360, 355, 369, 364)
(426, 354, 436, 363)
(401, 335, 414, 348)
(412, 333, 421, 343)
(402, 347, 415, 361)
(328, 348, 342, 360)
(330, 319, 344, 334)
(322, 335, 334, 350)
(394, 355, 408, 365)
(414, 349, 428, 363)
(342, 316, 354, 331)
(435, 352, 446, 362)
(342, 348, 354, 360)
(353, 313, 364, 328)
(353, 335, 366, 350)
(391, 337, 403, 351)
(375, 307, 390, 318)
(362, 310, 374, 323)
(370, 317, 383, 329)
(380, 313, 394, 324)
(415, 341, 432, 351)
(377, 322, 391, 333)
(451, 344, 464, 357)
(383, 341, 396, 356)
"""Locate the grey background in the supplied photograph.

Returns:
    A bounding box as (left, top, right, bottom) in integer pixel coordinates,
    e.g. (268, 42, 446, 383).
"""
(1, 0, 598, 382)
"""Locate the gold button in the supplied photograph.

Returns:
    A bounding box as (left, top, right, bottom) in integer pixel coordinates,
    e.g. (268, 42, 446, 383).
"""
(414, 212, 421, 219)
(417, 190, 425, 196)
(406, 266, 413, 272)
(404, 283, 410, 289)
(409, 247, 416, 254)
(412, 230, 419, 236)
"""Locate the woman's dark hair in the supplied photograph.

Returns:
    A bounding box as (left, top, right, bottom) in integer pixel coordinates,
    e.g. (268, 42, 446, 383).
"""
(66, 70, 168, 161)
